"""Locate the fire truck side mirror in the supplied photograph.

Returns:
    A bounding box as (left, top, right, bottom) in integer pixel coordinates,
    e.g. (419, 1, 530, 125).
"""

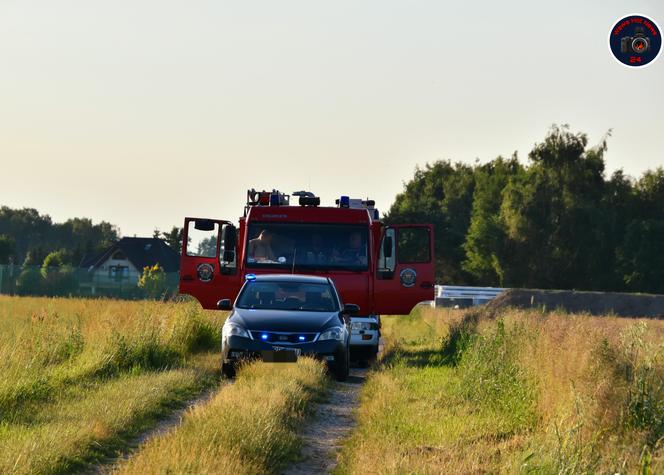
(194, 219, 216, 232)
(383, 236, 393, 258)
(222, 225, 237, 250)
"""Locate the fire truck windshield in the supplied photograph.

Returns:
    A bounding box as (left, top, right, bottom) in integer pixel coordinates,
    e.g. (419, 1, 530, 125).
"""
(246, 223, 368, 271)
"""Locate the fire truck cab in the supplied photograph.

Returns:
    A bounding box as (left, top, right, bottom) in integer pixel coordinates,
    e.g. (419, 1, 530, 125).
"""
(179, 189, 435, 362)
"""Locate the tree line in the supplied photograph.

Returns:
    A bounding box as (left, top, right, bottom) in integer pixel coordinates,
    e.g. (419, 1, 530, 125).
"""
(0, 208, 184, 297)
(385, 125, 664, 293)
(0, 206, 184, 267)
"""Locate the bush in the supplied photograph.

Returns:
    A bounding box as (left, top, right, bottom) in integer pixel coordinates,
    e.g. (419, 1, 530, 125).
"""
(16, 267, 43, 295)
(138, 264, 168, 299)
(41, 251, 78, 296)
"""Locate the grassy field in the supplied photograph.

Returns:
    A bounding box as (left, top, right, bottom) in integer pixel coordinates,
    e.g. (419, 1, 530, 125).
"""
(114, 358, 327, 474)
(5, 295, 664, 474)
(339, 306, 664, 474)
(0, 296, 225, 474)
(0, 295, 329, 475)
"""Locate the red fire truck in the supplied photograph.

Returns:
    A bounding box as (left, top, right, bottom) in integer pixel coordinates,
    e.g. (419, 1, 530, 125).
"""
(179, 189, 435, 360)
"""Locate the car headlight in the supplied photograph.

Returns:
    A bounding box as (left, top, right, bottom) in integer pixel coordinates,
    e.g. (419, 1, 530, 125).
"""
(351, 322, 372, 331)
(319, 326, 344, 341)
(222, 322, 250, 339)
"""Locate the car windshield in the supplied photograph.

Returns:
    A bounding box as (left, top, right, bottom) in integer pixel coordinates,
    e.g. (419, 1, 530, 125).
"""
(245, 223, 368, 271)
(236, 281, 339, 312)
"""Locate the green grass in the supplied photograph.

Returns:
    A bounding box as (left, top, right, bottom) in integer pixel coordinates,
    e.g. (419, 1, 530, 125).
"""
(0, 296, 225, 474)
(338, 307, 664, 474)
(114, 358, 328, 475)
(0, 354, 219, 475)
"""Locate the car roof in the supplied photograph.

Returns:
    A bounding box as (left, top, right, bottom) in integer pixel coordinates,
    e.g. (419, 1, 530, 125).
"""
(247, 274, 331, 284)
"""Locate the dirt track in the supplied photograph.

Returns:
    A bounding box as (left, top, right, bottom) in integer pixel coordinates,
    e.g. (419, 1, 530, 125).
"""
(89, 386, 221, 474)
(486, 288, 664, 318)
(283, 367, 367, 475)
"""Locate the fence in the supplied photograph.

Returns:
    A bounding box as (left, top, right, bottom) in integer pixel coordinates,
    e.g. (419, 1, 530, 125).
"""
(0, 266, 506, 307)
(434, 285, 505, 308)
(0, 264, 179, 300)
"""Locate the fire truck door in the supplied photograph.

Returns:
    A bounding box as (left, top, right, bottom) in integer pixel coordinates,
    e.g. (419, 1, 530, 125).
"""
(373, 224, 435, 315)
(179, 217, 241, 309)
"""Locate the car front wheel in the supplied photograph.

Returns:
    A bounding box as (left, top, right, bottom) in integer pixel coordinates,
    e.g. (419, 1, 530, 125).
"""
(221, 361, 236, 379)
(333, 347, 349, 382)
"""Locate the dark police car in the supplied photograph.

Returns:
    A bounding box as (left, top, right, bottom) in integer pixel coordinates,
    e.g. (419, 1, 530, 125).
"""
(217, 274, 357, 381)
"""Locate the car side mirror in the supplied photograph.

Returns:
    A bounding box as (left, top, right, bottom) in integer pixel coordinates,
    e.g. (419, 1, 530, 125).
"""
(383, 236, 393, 258)
(217, 299, 232, 310)
(342, 303, 360, 315)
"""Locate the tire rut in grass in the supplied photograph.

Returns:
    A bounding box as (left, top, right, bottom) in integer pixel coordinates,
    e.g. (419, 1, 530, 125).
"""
(284, 367, 367, 475)
(88, 382, 225, 474)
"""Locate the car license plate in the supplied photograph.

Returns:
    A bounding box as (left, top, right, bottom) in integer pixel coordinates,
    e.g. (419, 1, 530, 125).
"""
(261, 347, 300, 363)
(272, 346, 301, 355)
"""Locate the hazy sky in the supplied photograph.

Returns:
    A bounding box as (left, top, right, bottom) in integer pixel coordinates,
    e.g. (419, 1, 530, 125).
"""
(1, 0, 663, 237)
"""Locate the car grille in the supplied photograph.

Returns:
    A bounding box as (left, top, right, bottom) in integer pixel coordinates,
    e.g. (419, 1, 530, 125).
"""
(250, 331, 318, 344)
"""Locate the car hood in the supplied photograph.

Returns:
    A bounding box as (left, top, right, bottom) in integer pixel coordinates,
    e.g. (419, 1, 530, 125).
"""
(229, 308, 342, 332)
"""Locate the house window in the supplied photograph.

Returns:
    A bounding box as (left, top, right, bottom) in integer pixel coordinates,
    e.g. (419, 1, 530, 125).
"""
(112, 251, 126, 260)
(110, 265, 129, 281)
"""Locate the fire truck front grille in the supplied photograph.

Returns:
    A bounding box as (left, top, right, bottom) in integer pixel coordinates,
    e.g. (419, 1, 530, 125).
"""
(250, 331, 318, 344)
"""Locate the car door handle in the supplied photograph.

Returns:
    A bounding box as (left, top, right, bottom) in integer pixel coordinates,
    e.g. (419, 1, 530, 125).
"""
(182, 274, 195, 281)
(420, 281, 434, 288)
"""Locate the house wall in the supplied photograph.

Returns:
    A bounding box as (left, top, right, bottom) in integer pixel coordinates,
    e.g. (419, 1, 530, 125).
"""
(92, 254, 141, 286)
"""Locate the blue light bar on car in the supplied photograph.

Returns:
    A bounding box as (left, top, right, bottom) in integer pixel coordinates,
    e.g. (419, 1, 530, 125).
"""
(245, 274, 256, 281)
(298, 336, 305, 341)
(261, 334, 268, 340)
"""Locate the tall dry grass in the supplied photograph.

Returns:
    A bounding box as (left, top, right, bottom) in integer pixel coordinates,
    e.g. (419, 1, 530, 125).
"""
(0, 296, 225, 473)
(506, 310, 664, 472)
(340, 306, 664, 474)
(0, 296, 225, 420)
(114, 358, 328, 475)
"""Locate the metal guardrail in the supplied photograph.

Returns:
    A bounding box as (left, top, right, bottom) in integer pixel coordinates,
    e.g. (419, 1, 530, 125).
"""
(433, 285, 506, 308)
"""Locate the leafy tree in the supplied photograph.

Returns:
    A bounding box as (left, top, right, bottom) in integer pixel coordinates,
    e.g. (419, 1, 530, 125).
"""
(616, 168, 664, 292)
(0, 234, 15, 265)
(41, 250, 68, 277)
(390, 125, 664, 292)
(162, 226, 184, 254)
(138, 264, 167, 299)
(0, 207, 118, 265)
(197, 236, 217, 258)
(490, 125, 608, 288)
(41, 250, 77, 296)
(463, 156, 523, 285)
(385, 161, 476, 284)
(23, 248, 48, 266)
(618, 220, 664, 293)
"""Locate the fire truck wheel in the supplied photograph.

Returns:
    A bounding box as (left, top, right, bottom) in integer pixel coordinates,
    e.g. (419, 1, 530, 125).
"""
(221, 361, 236, 379)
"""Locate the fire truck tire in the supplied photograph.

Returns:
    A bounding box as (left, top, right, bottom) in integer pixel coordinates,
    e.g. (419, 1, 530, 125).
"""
(221, 361, 236, 379)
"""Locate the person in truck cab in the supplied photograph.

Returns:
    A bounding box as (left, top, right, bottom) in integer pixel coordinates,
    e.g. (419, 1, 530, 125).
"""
(304, 233, 330, 265)
(334, 231, 367, 266)
(248, 229, 276, 262)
